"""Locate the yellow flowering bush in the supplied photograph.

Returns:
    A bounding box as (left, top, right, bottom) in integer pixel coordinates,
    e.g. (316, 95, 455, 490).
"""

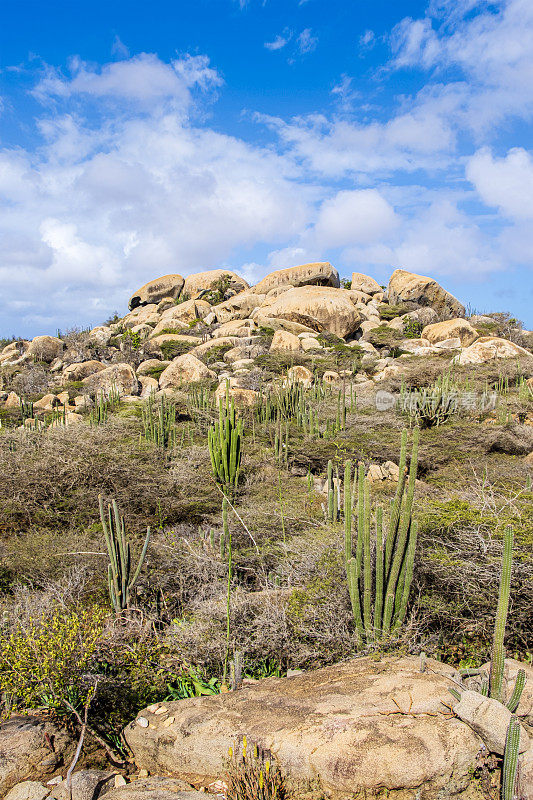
(0, 606, 109, 714)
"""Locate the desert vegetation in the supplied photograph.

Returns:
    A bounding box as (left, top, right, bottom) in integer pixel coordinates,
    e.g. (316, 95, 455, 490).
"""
(0, 265, 532, 799)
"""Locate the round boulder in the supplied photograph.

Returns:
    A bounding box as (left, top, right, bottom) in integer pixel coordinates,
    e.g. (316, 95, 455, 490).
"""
(253, 262, 340, 294)
(387, 269, 465, 318)
(263, 286, 362, 338)
(128, 275, 184, 311)
(182, 270, 249, 299)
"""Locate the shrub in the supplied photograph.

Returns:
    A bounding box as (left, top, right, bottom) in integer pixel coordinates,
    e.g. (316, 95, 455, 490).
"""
(378, 303, 410, 320)
(0, 606, 108, 714)
(364, 325, 404, 349)
(160, 339, 196, 359)
(404, 319, 424, 339)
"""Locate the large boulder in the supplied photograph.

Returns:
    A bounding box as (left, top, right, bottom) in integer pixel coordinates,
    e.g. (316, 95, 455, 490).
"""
(82, 363, 139, 397)
(89, 326, 113, 347)
(62, 360, 106, 383)
(262, 286, 362, 338)
(212, 293, 265, 324)
(253, 262, 339, 294)
(387, 269, 465, 318)
(455, 337, 533, 365)
(128, 275, 184, 310)
(0, 715, 75, 796)
(158, 355, 215, 388)
(250, 311, 319, 336)
(25, 336, 64, 364)
(122, 305, 160, 330)
(269, 330, 301, 353)
(214, 382, 259, 408)
(124, 656, 482, 798)
(182, 270, 249, 299)
(422, 319, 478, 348)
(211, 319, 257, 338)
(351, 272, 382, 295)
(150, 301, 211, 336)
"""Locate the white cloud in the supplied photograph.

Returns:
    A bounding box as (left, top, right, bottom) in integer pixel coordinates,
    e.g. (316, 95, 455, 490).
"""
(359, 30, 376, 49)
(466, 147, 533, 220)
(297, 29, 318, 54)
(111, 36, 130, 59)
(390, 17, 440, 68)
(0, 54, 314, 331)
(265, 33, 291, 51)
(314, 189, 398, 247)
(394, 199, 501, 277)
(390, 0, 533, 131)
(33, 53, 222, 113)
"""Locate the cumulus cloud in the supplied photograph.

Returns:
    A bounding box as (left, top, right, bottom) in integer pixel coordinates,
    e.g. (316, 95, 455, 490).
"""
(466, 147, 533, 220)
(314, 190, 398, 247)
(33, 53, 222, 113)
(0, 54, 314, 333)
(3, 0, 533, 334)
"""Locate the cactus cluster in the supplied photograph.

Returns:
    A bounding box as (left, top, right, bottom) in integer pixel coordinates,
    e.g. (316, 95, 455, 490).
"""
(255, 377, 349, 443)
(400, 382, 458, 428)
(99, 495, 151, 613)
(344, 428, 419, 645)
(208, 390, 243, 491)
(141, 394, 176, 449)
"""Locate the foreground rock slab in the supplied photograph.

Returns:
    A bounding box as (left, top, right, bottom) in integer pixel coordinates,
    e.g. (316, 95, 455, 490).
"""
(124, 656, 482, 798)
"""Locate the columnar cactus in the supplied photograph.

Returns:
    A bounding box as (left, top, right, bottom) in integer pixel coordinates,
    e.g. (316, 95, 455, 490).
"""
(501, 716, 520, 800)
(344, 428, 419, 645)
(208, 391, 243, 491)
(99, 495, 151, 613)
(490, 525, 514, 702)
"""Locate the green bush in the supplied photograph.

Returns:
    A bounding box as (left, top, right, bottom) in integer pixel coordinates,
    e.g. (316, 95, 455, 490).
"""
(0, 606, 108, 714)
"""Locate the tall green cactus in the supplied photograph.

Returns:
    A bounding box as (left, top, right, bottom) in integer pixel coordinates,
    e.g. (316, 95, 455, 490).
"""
(344, 428, 419, 645)
(490, 525, 514, 702)
(208, 389, 244, 491)
(99, 495, 151, 613)
(501, 716, 520, 800)
(141, 394, 176, 449)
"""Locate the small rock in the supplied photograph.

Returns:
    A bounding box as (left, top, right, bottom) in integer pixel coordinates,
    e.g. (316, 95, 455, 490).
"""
(4, 781, 49, 800)
(136, 717, 149, 728)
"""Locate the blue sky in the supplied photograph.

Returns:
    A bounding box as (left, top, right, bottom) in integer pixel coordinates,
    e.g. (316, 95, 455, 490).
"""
(1, 0, 533, 336)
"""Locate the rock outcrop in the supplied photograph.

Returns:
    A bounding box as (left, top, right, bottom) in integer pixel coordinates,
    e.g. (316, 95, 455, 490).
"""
(158, 355, 215, 388)
(455, 337, 533, 365)
(422, 318, 479, 347)
(124, 656, 482, 798)
(387, 269, 465, 319)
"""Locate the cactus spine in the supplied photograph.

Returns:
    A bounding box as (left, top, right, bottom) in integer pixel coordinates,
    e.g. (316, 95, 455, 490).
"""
(490, 525, 514, 702)
(344, 428, 419, 645)
(99, 495, 151, 613)
(501, 716, 520, 800)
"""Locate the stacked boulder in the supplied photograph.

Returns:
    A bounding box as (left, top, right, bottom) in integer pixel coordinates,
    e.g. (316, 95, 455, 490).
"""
(1, 264, 532, 417)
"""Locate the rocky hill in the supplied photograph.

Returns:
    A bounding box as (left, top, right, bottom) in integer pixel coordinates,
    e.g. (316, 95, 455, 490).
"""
(0, 263, 532, 800)
(1, 263, 532, 415)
